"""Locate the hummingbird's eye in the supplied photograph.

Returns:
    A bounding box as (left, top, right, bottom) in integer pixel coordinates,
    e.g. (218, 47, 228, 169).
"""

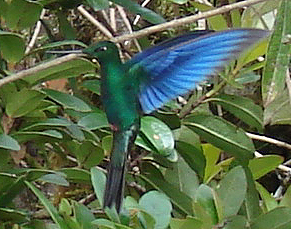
(95, 46, 107, 52)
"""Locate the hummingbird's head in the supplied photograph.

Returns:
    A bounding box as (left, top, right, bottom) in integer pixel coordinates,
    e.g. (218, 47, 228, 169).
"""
(82, 41, 119, 63)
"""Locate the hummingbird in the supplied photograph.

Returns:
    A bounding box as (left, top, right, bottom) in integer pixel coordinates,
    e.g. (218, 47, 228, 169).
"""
(80, 29, 269, 213)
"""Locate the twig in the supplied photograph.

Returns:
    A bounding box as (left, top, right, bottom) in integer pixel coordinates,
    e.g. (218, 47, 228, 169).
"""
(25, 9, 46, 54)
(116, 5, 142, 52)
(109, 7, 117, 32)
(0, 54, 84, 88)
(133, 0, 152, 25)
(179, 80, 227, 119)
(77, 5, 113, 38)
(247, 132, 291, 151)
(254, 151, 291, 173)
(111, 0, 271, 43)
(79, 193, 96, 205)
(286, 68, 291, 104)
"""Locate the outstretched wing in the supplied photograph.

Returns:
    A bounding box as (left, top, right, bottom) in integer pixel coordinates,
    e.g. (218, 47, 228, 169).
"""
(127, 29, 269, 114)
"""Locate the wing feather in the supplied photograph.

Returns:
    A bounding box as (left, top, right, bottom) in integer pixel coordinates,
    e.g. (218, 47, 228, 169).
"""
(127, 29, 269, 113)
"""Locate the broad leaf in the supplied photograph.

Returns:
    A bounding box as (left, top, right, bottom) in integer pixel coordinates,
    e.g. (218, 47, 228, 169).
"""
(6, 89, 46, 118)
(0, 134, 20, 151)
(250, 207, 291, 229)
(207, 94, 263, 131)
(139, 191, 172, 229)
(140, 116, 175, 158)
(217, 166, 247, 218)
(0, 31, 25, 62)
(262, 0, 291, 107)
(42, 89, 91, 112)
(184, 114, 255, 163)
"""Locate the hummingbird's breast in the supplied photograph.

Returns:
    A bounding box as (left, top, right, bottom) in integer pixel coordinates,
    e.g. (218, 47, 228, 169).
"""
(101, 65, 140, 131)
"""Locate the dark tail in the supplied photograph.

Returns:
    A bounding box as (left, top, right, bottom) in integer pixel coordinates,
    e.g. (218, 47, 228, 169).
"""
(103, 124, 138, 213)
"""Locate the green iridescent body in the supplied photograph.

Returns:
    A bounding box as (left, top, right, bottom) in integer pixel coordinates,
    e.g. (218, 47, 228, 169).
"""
(83, 42, 141, 212)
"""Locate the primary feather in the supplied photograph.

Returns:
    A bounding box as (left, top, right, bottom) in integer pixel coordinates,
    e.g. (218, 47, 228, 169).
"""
(126, 29, 269, 113)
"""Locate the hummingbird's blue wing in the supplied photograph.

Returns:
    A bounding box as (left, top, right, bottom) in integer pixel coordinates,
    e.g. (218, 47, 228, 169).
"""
(127, 29, 269, 114)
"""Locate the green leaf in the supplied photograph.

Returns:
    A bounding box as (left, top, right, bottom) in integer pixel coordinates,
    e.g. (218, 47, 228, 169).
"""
(0, 175, 25, 207)
(57, 10, 76, 40)
(139, 191, 172, 229)
(0, 31, 25, 62)
(170, 216, 203, 229)
(140, 116, 175, 157)
(0, 0, 42, 30)
(207, 94, 263, 131)
(236, 38, 269, 70)
(78, 112, 109, 130)
(111, 0, 165, 24)
(164, 156, 200, 199)
(250, 207, 291, 229)
(0, 134, 20, 151)
(22, 118, 73, 131)
(24, 58, 95, 85)
(72, 201, 96, 229)
(60, 168, 91, 184)
(82, 79, 101, 95)
(262, 0, 291, 107)
(249, 155, 284, 179)
(6, 89, 46, 118)
(91, 167, 106, 208)
(15, 130, 63, 139)
(280, 185, 291, 207)
(202, 144, 224, 183)
(217, 166, 247, 218)
(264, 89, 291, 125)
(42, 89, 91, 112)
(0, 207, 28, 223)
(190, 2, 228, 30)
(255, 182, 278, 211)
(229, 0, 241, 28)
(86, 0, 109, 10)
(195, 184, 218, 225)
(38, 173, 69, 187)
(223, 215, 248, 229)
(184, 114, 255, 163)
(244, 167, 261, 221)
(25, 181, 70, 229)
(59, 198, 72, 216)
(140, 162, 193, 216)
(176, 141, 205, 179)
(235, 71, 261, 85)
(73, 140, 104, 169)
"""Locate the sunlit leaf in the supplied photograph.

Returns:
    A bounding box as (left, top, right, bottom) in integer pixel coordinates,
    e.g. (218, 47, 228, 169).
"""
(262, 0, 291, 107)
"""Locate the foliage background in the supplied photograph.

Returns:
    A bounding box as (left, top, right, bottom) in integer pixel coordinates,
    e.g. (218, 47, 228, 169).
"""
(0, 0, 290, 228)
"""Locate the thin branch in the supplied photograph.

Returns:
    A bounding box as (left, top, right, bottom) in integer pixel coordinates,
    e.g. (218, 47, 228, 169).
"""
(25, 9, 46, 54)
(247, 132, 291, 151)
(286, 67, 291, 104)
(109, 7, 117, 32)
(111, 0, 271, 43)
(77, 5, 113, 38)
(116, 5, 142, 52)
(0, 54, 84, 88)
(254, 151, 291, 173)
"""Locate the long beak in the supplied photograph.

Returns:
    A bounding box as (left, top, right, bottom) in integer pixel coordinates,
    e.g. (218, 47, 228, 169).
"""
(46, 50, 83, 54)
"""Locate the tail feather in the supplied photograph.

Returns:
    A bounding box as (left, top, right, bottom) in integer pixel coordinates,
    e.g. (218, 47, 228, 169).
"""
(103, 151, 127, 212)
(103, 124, 139, 212)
